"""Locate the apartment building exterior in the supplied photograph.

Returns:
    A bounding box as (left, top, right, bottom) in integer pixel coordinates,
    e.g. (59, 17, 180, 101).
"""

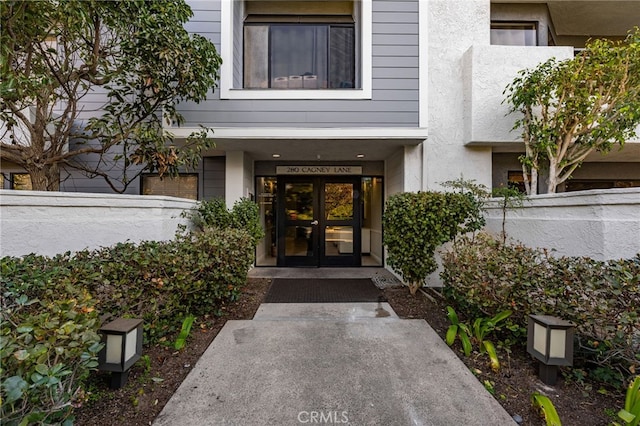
(2, 0, 639, 267)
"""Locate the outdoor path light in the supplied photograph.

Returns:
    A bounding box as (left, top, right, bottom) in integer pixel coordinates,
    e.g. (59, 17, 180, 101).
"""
(98, 318, 144, 389)
(527, 314, 575, 385)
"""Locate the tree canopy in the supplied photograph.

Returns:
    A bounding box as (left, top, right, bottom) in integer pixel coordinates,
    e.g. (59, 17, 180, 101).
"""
(0, 0, 221, 191)
(504, 27, 640, 194)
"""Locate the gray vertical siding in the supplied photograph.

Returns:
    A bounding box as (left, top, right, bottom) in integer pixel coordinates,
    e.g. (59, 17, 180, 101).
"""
(202, 156, 226, 200)
(182, 0, 419, 128)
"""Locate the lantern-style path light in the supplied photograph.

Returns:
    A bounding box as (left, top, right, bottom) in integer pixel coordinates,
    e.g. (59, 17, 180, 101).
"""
(98, 318, 144, 389)
(527, 314, 575, 386)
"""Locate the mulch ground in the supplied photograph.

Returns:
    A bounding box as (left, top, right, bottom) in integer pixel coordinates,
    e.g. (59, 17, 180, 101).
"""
(75, 278, 623, 426)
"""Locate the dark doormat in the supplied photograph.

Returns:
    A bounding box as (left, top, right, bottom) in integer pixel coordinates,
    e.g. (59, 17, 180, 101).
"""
(264, 278, 383, 303)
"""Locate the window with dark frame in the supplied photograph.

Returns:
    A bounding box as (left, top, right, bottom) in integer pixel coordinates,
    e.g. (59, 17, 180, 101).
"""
(244, 19, 356, 90)
(491, 22, 538, 46)
(141, 174, 198, 200)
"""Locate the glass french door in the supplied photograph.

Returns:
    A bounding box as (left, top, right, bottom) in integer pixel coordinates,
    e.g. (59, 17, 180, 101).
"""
(277, 177, 361, 267)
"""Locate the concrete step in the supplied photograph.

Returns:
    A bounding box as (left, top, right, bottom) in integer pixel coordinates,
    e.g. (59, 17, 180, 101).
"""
(253, 302, 399, 321)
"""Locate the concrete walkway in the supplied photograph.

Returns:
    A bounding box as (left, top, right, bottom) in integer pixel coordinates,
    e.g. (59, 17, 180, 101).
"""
(154, 298, 516, 425)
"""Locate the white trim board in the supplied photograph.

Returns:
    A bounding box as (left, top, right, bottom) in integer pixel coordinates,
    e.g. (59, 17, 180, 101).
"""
(166, 127, 428, 140)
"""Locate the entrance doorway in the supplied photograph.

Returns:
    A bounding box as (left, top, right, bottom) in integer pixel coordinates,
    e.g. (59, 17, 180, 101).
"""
(278, 177, 361, 266)
(256, 175, 383, 268)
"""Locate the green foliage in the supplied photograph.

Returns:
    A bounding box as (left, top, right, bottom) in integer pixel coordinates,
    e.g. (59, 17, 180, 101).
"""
(442, 233, 640, 387)
(472, 310, 512, 372)
(614, 376, 640, 426)
(0, 258, 103, 425)
(382, 190, 484, 295)
(1, 226, 255, 424)
(191, 198, 232, 230)
(0, 0, 221, 192)
(230, 198, 266, 246)
(82, 228, 254, 342)
(174, 315, 196, 351)
(190, 198, 265, 246)
(504, 27, 640, 194)
(445, 307, 472, 357)
(445, 306, 511, 371)
(532, 393, 562, 426)
(491, 186, 525, 245)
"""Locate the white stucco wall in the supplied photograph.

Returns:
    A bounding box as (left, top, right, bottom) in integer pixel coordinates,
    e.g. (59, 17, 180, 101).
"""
(464, 45, 574, 144)
(483, 188, 640, 260)
(224, 151, 255, 206)
(0, 190, 196, 258)
(424, 0, 492, 190)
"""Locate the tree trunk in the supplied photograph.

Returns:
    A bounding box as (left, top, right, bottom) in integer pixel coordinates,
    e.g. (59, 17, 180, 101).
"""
(522, 165, 539, 196)
(25, 164, 60, 191)
(547, 160, 558, 194)
(530, 168, 538, 195)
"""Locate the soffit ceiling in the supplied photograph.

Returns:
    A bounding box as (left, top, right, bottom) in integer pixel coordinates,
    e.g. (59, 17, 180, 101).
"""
(202, 138, 423, 161)
(493, 1, 640, 36)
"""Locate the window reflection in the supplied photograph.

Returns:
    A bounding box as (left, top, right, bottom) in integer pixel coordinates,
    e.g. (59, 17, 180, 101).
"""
(325, 183, 353, 220)
(285, 183, 314, 220)
(490, 22, 537, 46)
(325, 226, 353, 255)
(257, 177, 277, 266)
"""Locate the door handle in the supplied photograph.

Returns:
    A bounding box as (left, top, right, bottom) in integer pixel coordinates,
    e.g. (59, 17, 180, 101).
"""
(311, 220, 319, 225)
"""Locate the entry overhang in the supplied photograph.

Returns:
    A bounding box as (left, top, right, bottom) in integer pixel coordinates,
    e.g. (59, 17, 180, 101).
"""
(165, 126, 427, 140)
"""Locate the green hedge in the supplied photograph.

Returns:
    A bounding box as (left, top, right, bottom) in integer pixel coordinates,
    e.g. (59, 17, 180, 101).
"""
(79, 227, 254, 341)
(441, 233, 640, 387)
(1, 256, 102, 425)
(1, 227, 255, 424)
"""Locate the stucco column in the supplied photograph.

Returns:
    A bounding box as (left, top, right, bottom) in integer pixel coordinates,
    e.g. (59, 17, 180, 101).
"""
(225, 151, 246, 206)
(404, 144, 423, 192)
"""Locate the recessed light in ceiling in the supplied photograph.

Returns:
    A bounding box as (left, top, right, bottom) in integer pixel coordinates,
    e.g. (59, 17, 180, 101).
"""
(272, 154, 281, 158)
(356, 154, 365, 158)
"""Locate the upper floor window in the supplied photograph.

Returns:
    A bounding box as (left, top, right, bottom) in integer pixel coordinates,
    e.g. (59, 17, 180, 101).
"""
(491, 22, 538, 46)
(244, 19, 355, 90)
(221, 0, 372, 100)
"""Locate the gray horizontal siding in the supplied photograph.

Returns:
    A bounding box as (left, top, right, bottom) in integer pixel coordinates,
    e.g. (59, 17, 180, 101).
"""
(182, 110, 416, 125)
(181, 0, 419, 129)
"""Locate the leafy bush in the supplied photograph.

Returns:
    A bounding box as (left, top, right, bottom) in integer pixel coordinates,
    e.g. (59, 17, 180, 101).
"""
(229, 198, 266, 246)
(190, 197, 231, 230)
(383, 190, 485, 295)
(189, 197, 265, 246)
(79, 227, 255, 342)
(1, 257, 102, 425)
(442, 233, 640, 387)
(0, 226, 256, 424)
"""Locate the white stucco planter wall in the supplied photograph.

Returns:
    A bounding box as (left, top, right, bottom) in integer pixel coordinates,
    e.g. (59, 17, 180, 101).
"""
(0, 190, 197, 258)
(483, 188, 640, 260)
